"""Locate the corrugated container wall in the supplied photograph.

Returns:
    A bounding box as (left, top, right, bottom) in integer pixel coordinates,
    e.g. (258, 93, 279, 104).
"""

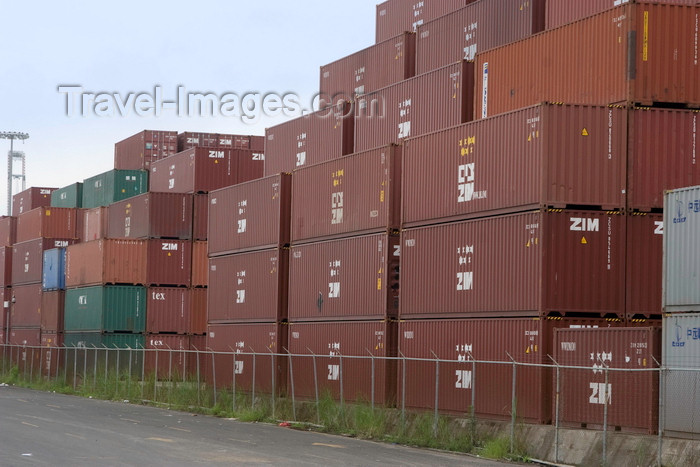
(82, 170, 149, 209)
(190, 288, 207, 335)
(12, 187, 56, 216)
(415, 0, 545, 74)
(65, 239, 147, 287)
(0, 247, 11, 287)
(192, 194, 208, 241)
(400, 210, 626, 319)
(146, 239, 192, 287)
(12, 239, 76, 286)
(80, 207, 108, 242)
(41, 290, 65, 332)
(291, 146, 401, 244)
(476, 4, 700, 119)
(354, 61, 473, 153)
(376, 0, 473, 43)
(42, 248, 66, 291)
(146, 287, 191, 334)
(64, 286, 146, 333)
(10, 283, 42, 328)
(0, 216, 17, 247)
(402, 104, 627, 227)
(107, 193, 193, 240)
(51, 183, 83, 208)
(191, 241, 208, 287)
(177, 132, 264, 152)
(627, 213, 663, 319)
(16, 207, 78, 243)
(144, 334, 200, 377)
(114, 130, 178, 170)
(9, 328, 41, 346)
(64, 332, 145, 349)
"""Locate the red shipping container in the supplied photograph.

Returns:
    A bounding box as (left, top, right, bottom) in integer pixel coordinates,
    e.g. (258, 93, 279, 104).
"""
(288, 320, 397, 405)
(12, 239, 77, 286)
(107, 192, 193, 240)
(208, 249, 288, 323)
(208, 174, 291, 256)
(12, 187, 56, 216)
(114, 130, 178, 171)
(376, 0, 473, 43)
(400, 210, 626, 319)
(10, 283, 42, 328)
(263, 102, 354, 176)
(145, 334, 200, 378)
(0, 287, 9, 337)
(146, 287, 191, 334)
(9, 327, 41, 345)
(319, 32, 416, 106)
(41, 290, 65, 332)
(415, 0, 545, 74)
(80, 207, 109, 242)
(288, 234, 400, 322)
(191, 241, 208, 287)
(628, 108, 700, 211)
(65, 239, 147, 287)
(0, 216, 17, 247)
(177, 132, 218, 150)
(192, 194, 208, 241)
(147, 239, 191, 287)
(476, 4, 700, 119)
(40, 332, 63, 379)
(627, 213, 664, 320)
(0, 247, 11, 286)
(190, 288, 207, 335)
(291, 146, 401, 244)
(402, 104, 627, 227)
(354, 61, 473, 153)
(177, 132, 264, 152)
(16, 207, 78, 243)
(554, 327, 660, 433)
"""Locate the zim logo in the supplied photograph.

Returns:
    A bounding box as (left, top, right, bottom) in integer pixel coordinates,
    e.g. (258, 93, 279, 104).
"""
(208, 150, 225, 159)
(162, 243, 179, 251)
(570, 217, 600, 232)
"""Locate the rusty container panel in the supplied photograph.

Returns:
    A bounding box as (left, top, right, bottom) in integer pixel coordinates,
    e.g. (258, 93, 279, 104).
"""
(192, 194, 208, 241)
(354, 61, 473, 153)
(146, 287, 191, 334)
(628, 108, 700, 211)
(288, 234, 400, 321)
(107, 192, 193, 240)
(177, 132, 263, 152)
(376, 0, 473, 43)
(190, 288, 207, 335)
(627, 213, 663, 320)
(291, 146, 401, 244)
(12, 187, 56, 216)
(144, 334, 200, 378)
(0, 216, 17, 247)
(319, 32, 416, 106)
(114, 130, 178, 170)
(208, 174, 291, 256)
(10, 283, 43, 328)
(80, 207, 109, 242)
(147, 239, 191, 287)
(16, 207, 78, 243)
(9, 327, 41, 346)
(264, 102, 354, 175)
(208, 249, 288, 323)
(400, 210, 626, 319)
(65, 239, 148, 287)
(12, 239, 77, 286)
(288, 320, 397, 405)
(0, 247, 11, 287)
(554, 327, 660, 433)
(415, 0, 545, 74)
(191, 241, 208, 287)
(476, 4, 700, 119)
(41, 290, 65, 333)
(403, 104, 627, 227)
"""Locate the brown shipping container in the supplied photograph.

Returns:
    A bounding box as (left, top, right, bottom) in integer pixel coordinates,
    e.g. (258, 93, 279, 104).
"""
(476, 4, 700, 119)
(0, 287, 10, 334)
(147, 239, 191, 287)
(319, 32, 416, 106)
(554, 327, 660, 433)
(628, 108, 700, 211)
(9, 327, 41, 346)
(208, 249, 288, 323)
(192, 194, 208, 241)
(144, 334, 200, 378)
(263, 102, 354, 175)
(403, 104, 627, 227)
(107, 192, 193, 240)
(80, 207, 109, 242)
(190, 288, 207, 335)
(288, 234, 400, 322)
(10, 283, 42, 328)
(400, 210, 626, 319)
(12, 187, 56, 216)
(12, 239, 76, 286)
(627, 213, 664, 319)
(65, 239, 147, 287)
(177, 132, 218, 150)
(0, 216, 17, 247)
(191, 241, 208, 287)
(41, 332, 63, 379)
(208, 174, 291, 256)
(114, 130, 178, 171)
(288, 321, 397, 405)
(41, 290, 65, 332)
(376, 0, 473, 43)
(354, 61, 473, 153)
(177, 132, 264, 152)
(415, 0, 545, 74)
(0, 247, 11, 286)
(146, 287, 191, 334)
(16, 207, 78, 243)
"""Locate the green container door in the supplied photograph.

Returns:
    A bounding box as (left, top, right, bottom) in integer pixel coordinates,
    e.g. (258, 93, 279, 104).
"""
(82, 170, 149, 208)
(64, 287, 104, 331)
(51, 183, 83, 208)
(64, 332, 103, 348)
(102, 333, 145, 349)
(64, 286, 147, 332)
(64, 332, 144, 349)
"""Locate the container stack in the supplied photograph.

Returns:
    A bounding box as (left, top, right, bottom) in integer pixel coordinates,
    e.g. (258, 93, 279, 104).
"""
(0, 216, 15, 345)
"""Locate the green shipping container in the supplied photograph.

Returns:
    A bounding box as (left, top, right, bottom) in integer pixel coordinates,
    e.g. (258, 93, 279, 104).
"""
(64, 332, 145, 349)
(51, 183, 83, 208)
(64, 286, 147, 333)
(81, 170, 149, 209)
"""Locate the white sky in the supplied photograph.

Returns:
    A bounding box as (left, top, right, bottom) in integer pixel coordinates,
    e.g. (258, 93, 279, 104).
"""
(0, 0, 380, 214)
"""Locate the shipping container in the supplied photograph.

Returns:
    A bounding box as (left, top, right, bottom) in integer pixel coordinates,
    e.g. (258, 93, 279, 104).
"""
(16, 207, 78, 243)
(177, 132, 264, 152)
(263, 102, 354, 175)
(10, 283, 42, 328)
(415, 0, 545, 74)
(627, 213, 664, 320)
(554, 327, 660, 433)
(0, 247, 11, 287)
(319, 32, 416, 107)
(114, 130, 178, 171)
(628, 108, 699, 211)
(192, 194, 208, 241)
(0, 288, 9, 341)
(41, 290, 65, 332)
(476, 3, 700, 119)
(0, 216, 17, 247)
(64, 332, 145, 349)
(402, 104, 627, 227)
(40, 332, 63, 379)
(190, 288, 207, 335)
(107, 192, 193, 240)
(80, 207, 109, 242)
(82, 170, 149, 209)
(147, 239, 192, 287)
(42, 248, 66, 291)
(8, 327, 41, 346)
(51, 183, 83, 208)
(12, 187, 56, 216)
(12, 239, 77, 286)
(146, 287, 191, 335)
(191, 241, 208, 287)
(291, 146, 401, 244)
(354, 61, 473, 153)
(65, 239, 147, 287)
(288, 320, 397, 405)
(64, 286, 146, 333)
(400, 210, 626, 319)
(144, 334, 200, 378)
(288, 234, 400, 322)
(208, 249, 288, 323)
(208, 174, 292, 256)
(376, 0, 473, 43)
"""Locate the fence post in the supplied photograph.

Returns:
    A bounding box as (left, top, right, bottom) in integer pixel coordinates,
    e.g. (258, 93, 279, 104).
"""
(38, 346, 43, 383)
(269, 349, 275, 419)
(286, 348, 296, 422)
(654, 357, 663, 467)
(166, 345, 173, 403)
(195, 346, 201, 406)
(367, 349, 375, 411)
(54, 346, 60, 382)
(230, 347, 236, 412)
(431, 351, 440, 438)
(548, 355, 561, 463)
(72, 347, 78, 390)
(126, 345, 132, 396)
(211, 349, 217, 407)
(602, 360, 609, 467)
(468, 351, 476, 444)
(506, 352, 517, 455)
(154, 347, 159, 402)
(92, 345, 97, 390)
(251, 349, 256, 409)
(339, 352, 344, 410)
(399, 351, 406, 430)
(309, 348, 320, 426)
(30, 346, 35, 383)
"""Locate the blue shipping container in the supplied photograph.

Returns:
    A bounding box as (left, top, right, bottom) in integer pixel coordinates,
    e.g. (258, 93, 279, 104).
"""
(42, 248, 66, 291)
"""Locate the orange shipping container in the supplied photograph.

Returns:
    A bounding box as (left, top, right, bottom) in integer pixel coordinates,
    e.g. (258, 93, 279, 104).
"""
(191, 241, 208, 287)
(16, 207, 78, 243)
(65, 239, 148, 287)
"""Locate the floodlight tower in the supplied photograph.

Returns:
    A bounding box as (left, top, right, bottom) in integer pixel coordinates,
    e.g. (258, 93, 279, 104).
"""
(0, 132, 29, 215)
